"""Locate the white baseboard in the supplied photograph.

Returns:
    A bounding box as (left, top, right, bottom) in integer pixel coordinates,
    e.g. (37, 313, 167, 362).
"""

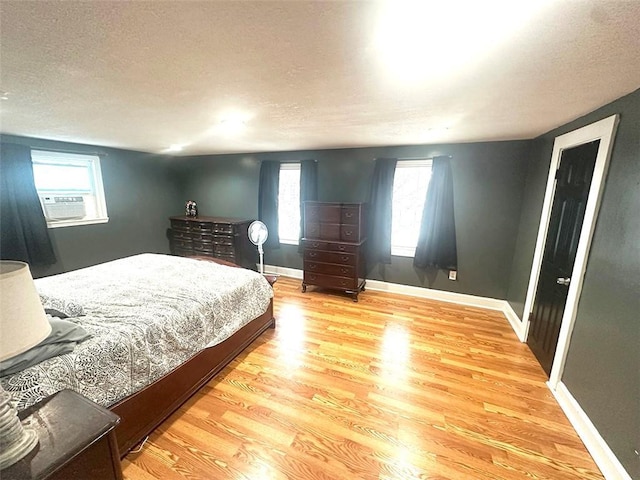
(263, 264, 303, 279)
(550, 382, 632, 480)
(501, 301, 527, 342)
(364, 278, 506, 310)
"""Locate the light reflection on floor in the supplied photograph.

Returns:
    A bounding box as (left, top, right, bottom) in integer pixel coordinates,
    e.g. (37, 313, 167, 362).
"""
(379, 322, 410, 385)
(274, 304, 306, 372)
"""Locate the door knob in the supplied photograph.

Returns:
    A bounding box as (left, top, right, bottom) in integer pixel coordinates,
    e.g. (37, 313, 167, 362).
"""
(556, 277, 571, 286)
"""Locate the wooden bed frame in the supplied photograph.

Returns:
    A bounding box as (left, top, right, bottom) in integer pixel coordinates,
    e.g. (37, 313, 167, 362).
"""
(109, 256, 276, 457)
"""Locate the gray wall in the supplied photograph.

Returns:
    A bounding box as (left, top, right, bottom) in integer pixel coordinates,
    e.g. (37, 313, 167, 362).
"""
(506, 89, 640, 477)
(179, 140, 531, 299)
(0, 135, 181, 278)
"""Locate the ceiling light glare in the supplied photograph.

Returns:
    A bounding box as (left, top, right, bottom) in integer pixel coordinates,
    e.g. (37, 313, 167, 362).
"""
(217, 115, 248, 136)
(165, 144, 184, 153)
(375, 0, 551, 83)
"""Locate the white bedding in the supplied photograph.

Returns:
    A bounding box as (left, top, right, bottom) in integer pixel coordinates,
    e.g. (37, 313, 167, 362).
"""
(1, 254, 273, 410)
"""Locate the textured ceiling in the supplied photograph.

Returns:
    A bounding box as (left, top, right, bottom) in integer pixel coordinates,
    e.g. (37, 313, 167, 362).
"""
(0, 1, 639, 156)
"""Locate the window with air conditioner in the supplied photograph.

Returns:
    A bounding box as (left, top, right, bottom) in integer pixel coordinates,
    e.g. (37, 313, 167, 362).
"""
(391, 159, 433, 257)
(31, 150, 109, 228)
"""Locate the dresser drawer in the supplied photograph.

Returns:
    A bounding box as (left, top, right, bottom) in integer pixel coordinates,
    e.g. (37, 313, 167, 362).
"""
(320, 223, 341, 241)
(328, 243, 358, 253)
(193, 240, 214, 253)
(171, 220, 191, 232)
(340, 225, 360, 241)
(191, 222, 214, 233)
(306, 204, 341, 223)
(304, 250, 355, 265)
(304, 261, 355, 277)
(303, 239, 330, 250)
(304, 222, 320, 239)
(173, 238, 193, 249)
(341, 206, 360, 225)
(190, 232, 213, 242)
(304, 272, 357, 290)
(214, 244, 235, 255)
(213, 223, 234, 234)
(212, 234, 234, 245)
(171, 229, 191, 240)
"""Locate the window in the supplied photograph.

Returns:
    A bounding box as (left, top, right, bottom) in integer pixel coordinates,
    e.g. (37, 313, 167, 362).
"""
(278, 163, 301, 244)
(391, 159, 432, 257)
(31, 150, 108, 228)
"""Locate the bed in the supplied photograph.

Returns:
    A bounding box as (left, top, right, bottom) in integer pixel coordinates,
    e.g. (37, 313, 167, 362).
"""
(0, 253, 276, 457)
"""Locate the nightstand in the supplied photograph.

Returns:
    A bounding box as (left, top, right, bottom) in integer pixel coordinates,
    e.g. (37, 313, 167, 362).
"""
(1, 389, 122, 480)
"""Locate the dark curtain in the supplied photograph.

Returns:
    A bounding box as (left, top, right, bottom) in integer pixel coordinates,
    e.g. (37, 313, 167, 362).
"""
(298, 159, 318, 252)
(414, 156, 457, 269)
(367, 158, 397, 266)
(0, 143, 56, 265)
(258, 160, 280, 249)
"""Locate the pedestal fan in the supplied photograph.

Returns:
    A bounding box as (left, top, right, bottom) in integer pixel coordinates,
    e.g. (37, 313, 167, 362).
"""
(248, 221, 268, 274)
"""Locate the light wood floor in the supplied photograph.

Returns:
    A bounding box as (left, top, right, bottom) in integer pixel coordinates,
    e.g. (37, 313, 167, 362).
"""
(123, 277, 603, 480)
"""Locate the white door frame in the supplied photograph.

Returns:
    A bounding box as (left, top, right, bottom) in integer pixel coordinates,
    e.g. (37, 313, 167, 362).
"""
(522, 114, 619, 388)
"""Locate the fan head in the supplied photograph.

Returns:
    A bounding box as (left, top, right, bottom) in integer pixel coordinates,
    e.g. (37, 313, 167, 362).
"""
(248, 221, 268, 246)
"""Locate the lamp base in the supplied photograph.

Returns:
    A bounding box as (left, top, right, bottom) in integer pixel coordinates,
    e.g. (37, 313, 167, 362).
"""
(0, 387, 39, 469)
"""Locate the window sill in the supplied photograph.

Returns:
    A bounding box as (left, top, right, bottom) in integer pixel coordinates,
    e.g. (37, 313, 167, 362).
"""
(391, 247, 416, 258)
(47, 217, 109, 229)
(279, 238, 300, 246)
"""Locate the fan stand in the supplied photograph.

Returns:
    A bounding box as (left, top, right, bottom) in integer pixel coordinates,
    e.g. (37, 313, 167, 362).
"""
(257, 242, 264, 275)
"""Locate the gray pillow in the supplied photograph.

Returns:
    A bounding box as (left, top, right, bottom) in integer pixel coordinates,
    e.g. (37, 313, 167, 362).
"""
(41, 317, 91, 345)
(0, 343, 76, 377)
(44, 308, 68, 319)
(0, 317, 91, 377)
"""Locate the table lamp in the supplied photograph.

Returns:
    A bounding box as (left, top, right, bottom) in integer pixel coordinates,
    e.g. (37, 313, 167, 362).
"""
(0, 261, 52, 469)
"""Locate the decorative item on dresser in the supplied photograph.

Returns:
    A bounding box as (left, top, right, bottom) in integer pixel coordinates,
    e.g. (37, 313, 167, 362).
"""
(168, 216, 257, 270)
(302, 202, 367, 302)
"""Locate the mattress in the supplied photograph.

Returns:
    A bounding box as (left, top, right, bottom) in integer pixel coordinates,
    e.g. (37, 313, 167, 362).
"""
(1, 253, 273, 411)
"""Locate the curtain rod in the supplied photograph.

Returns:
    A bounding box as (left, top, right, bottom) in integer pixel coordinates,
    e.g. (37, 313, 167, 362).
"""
(31, 146, 108, 157)
(265, 159, 317, 163)
(399, 155, 453, 160)
(374, 155, 452, 161)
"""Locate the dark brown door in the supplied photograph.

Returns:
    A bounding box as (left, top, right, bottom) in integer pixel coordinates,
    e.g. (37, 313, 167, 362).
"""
(527, 140, 600, 376)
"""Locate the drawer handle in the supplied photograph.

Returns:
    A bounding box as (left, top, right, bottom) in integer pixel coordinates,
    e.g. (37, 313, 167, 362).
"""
(312, 243, 320, 248)
(344, 231, 352, 236)
(309, 252, 317, 258)
(340, 280, 347, 286)
(309, 263, 317, 270)
(309, 275, 317, 280)
(338, 245, 346, 251)
(341, 256, 349, 262)
(341, 268, 348, 274)
(345, 212, 353, 218)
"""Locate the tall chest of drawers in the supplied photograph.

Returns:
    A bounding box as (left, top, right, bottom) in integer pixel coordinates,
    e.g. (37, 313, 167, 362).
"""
(302, 202, 367, 302)
(168, 216, 256, 270)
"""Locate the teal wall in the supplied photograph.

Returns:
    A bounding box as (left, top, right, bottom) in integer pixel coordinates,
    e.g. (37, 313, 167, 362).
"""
(179, 140, 532, 299)
(0, 134, 181, 278)
(506, 89, 640, 477)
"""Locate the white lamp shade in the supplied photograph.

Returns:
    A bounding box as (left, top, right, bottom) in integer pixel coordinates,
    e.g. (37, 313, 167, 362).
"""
(0, 261, 51, 362)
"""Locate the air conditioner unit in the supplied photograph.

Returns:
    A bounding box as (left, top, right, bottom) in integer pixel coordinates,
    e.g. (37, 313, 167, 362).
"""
(40, 196, 86, 221)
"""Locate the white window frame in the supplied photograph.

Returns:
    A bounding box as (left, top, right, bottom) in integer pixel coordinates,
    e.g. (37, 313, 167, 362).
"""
(391, 159, 433, 257)
(278, 162, 301, 245)
(31, 150, 109, 228)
